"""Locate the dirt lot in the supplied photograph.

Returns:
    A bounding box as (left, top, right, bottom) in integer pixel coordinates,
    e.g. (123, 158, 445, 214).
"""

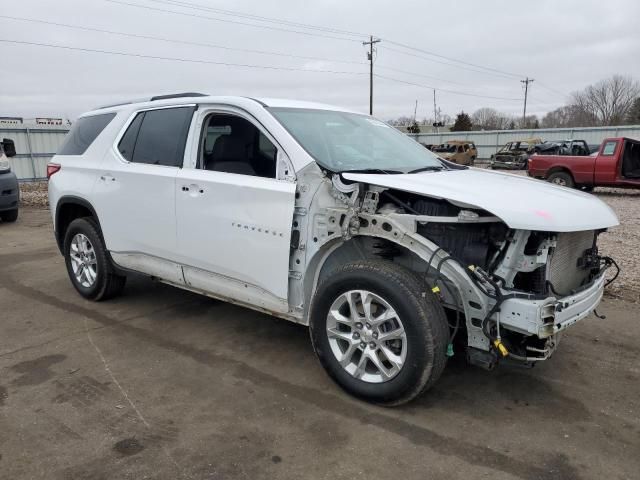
(0, 208, 639, 480)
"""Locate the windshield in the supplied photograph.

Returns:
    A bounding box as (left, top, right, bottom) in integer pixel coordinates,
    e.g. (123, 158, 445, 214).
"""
(269, 108, 444, 172)
(433, 144, 456, 153)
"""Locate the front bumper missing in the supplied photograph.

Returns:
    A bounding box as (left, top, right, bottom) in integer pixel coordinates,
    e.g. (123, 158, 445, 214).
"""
(497, 273, 605, 339)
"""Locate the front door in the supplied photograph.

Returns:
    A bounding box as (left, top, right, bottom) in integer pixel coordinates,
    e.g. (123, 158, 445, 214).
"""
(175, 111, 296, 312)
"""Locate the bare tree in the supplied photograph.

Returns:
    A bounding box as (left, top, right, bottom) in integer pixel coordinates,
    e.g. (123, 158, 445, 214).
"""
(519, 115, 540, 129)
(472, 108, 499, 130)
(571, 75, 640, 126)
(472, 108, 513, 130)
(386, 116, 415, 126)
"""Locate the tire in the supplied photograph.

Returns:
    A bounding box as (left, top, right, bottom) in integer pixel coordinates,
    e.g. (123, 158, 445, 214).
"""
(0, 209, 18, 223)
(470, 156, 476, 166)
(63, 217, 126, 301)
(309, 260, 449, 406)
(547, 171, 575, 188)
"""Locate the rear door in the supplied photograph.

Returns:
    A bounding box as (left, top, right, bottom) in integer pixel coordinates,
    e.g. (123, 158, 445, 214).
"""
(92, 105, 195, 282)
(175, 108, 296, 312)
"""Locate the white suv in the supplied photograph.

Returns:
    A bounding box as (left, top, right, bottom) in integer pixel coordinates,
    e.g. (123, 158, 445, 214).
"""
(49, 93, 619, 405)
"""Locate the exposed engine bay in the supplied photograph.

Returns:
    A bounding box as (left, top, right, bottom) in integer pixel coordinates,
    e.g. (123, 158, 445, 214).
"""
(305, 176, 619, 370)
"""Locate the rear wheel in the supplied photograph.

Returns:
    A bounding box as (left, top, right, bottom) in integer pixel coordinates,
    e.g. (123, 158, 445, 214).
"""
(309, 260, 449, 406)
(0, 209, 18, 223)
(63, 217, 126, 301)
(547, 171, 575, 188)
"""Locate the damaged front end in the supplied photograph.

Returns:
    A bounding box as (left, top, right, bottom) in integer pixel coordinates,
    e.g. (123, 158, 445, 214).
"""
(319, 174, 619, 370)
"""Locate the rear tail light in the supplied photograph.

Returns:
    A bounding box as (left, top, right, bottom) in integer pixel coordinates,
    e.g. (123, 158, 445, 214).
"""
(46, 163, 61, 179)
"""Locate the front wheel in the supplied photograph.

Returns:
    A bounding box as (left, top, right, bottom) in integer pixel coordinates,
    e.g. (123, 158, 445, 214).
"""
(309, 260, 449, 406)
(63, 217, 126, 301)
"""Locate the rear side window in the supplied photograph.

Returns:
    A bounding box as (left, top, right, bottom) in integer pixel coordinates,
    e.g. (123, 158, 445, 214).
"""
(117, 107, 194, 166)
(602, 141, 617, 156)
(57, 113, 116, 155)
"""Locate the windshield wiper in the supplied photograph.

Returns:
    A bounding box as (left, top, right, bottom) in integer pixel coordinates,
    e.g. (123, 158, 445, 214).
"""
(407, 165, 446, 174)
(341, 168, 404, 175)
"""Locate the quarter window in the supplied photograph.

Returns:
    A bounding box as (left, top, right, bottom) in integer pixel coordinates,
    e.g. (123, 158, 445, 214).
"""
(57, 113, 116, 155)
(118, 107, 194, 166)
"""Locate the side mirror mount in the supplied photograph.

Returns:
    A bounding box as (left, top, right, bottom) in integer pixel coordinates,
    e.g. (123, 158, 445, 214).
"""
(2, 139, 16, 157)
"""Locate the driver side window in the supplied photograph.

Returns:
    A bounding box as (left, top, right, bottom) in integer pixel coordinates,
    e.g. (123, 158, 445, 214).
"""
(199, 114, 277, 178)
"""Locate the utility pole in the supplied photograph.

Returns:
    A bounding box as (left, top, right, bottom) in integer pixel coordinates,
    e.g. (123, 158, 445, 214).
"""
(521, 77, 534, 126)
(413, 99, 418, 122)
(433, 89, 438, 133)
(363, 35, 381, 115)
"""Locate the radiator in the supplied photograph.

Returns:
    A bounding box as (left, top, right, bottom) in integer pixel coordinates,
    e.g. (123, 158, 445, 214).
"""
(547, 230, 596, 294)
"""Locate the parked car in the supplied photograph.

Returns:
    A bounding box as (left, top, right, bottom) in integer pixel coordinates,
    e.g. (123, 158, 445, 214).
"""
(0, 138, 19, 223)
(432, 140, 477, 165)
(534, 139, 594, 156)
(490, 138, 542, 170)
(48, 94, 619, 405)
(529, 137, 640, 190)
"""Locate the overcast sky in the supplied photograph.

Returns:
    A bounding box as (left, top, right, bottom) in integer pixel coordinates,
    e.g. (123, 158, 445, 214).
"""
(1, 0, 639, 122)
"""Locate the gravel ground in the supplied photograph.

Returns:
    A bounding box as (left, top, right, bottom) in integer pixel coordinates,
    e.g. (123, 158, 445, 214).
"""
(18, 181, 49, 208)
(19, 177, 640, 301)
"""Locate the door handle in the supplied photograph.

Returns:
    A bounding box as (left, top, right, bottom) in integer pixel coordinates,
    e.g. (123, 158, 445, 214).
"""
(181, 185, 204, 195)
(100, 174, 116, 182)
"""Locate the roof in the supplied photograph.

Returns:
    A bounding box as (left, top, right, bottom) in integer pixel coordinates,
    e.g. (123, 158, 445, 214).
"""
(444, 140, 474, 145)
(93, 93, 360, 116)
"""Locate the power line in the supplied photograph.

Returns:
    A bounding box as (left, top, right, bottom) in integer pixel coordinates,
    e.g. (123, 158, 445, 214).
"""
(536, 81, 569, 100)
(378, 45, 518, 81)
(104, 0, 363, 43)
(0, 14, 366, 66)
(374, 74, 523, 101)
(103, 0, 562, 105)
(144, 0, 368, 38)
(0, 39, 368, 75)
(135, 0, 528, 82)
(382, 39, 524, 79)
(375, 65, 473, 87)
(104, 0, 540, 85)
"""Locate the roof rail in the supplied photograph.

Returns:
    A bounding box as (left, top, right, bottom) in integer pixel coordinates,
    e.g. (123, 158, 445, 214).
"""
(97, 92, 208, 110)
(150, 92, 208, 101)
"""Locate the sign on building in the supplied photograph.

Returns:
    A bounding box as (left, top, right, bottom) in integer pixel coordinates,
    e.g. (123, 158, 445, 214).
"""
(35, 117, 63, 126)
(0, 116, 23, 125)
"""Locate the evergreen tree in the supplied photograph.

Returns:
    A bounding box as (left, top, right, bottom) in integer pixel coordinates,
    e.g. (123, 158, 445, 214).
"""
(406, 121, 421, 134)
(450, 112, 473, 131)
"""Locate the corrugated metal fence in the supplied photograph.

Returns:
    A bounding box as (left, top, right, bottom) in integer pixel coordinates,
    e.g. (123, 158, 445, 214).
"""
(409, 125, 640, 160)
(1, 125, 69, 180)
(4, 123, 640, 180)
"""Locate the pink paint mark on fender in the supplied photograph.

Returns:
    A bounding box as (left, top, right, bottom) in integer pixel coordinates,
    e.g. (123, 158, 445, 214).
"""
(534, 210, 553, 220)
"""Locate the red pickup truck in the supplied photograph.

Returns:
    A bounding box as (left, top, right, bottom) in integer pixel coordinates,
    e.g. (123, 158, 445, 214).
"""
(528, 137, 640, 190)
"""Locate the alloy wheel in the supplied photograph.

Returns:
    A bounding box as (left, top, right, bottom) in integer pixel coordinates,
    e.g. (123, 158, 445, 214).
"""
(69, 233, 98, 288)
(326, 290, 407, 383)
